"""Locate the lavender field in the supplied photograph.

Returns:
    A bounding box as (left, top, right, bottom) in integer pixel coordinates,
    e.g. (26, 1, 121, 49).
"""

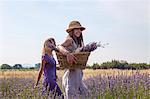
(0, 69, 149, 99)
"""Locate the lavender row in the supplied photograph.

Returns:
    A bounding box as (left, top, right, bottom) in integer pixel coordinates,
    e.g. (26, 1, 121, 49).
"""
(0, 70, 149, 98)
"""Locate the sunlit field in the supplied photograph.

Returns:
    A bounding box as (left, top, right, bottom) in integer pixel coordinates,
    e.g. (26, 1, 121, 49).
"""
(0, 69, 150, 99)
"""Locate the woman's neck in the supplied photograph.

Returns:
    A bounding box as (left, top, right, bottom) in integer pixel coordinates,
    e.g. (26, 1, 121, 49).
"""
(47, 53, 53, 56)
(44, 51, 53, 57)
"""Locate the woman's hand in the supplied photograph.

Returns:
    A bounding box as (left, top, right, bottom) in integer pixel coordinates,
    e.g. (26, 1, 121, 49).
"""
(90, 42, 97, 51)
(82, 42, 97, 52)
(34, 82, 38, 88)
(56, 75, 58, 81)
(67, 53, 77, 65)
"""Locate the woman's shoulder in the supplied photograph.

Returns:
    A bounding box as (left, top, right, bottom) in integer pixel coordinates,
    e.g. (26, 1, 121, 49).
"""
(66, 35, 73, 42)
(42, 54, 49, 61)
(61, 36, 73, 47)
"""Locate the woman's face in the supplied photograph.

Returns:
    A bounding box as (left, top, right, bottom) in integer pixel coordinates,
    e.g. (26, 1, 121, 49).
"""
(45, 39, 56, 52)
(73, 28, 82, 37)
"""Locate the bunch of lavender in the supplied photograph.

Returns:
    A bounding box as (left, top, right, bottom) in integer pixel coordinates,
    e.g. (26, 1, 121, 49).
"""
(81, 41, 109, 52)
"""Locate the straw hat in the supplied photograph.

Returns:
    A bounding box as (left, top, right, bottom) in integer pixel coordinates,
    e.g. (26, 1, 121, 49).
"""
(66, 21, 85, 33)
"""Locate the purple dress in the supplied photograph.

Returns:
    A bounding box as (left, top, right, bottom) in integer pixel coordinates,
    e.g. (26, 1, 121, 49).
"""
(42, 54, 62, 96)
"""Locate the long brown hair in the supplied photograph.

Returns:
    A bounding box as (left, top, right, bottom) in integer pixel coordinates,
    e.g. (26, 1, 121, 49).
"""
(68, 30, 84, 47)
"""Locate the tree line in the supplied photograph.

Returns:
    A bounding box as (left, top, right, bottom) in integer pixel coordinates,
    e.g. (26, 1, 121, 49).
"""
(0, 63, 40, 69)
(87, 60, 150, 70)
(0, 60, 150, 70)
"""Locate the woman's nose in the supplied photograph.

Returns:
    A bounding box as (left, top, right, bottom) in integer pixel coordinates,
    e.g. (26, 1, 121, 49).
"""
(78, 29, 82, 32)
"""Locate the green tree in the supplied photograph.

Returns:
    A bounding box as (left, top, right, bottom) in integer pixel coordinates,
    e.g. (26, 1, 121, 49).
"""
(35, 63, 40, 69)
(1, 64, 12, 69)
(13, 64, 23, 69)
(92, 62, 100, 69)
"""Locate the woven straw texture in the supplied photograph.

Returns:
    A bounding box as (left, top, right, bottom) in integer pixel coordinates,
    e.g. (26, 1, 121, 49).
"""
(56, 52, 90, 69)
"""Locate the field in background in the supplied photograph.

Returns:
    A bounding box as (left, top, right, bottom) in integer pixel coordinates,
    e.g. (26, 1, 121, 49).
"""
(0, 69, 150, 98)
(1, 69, 150, 79)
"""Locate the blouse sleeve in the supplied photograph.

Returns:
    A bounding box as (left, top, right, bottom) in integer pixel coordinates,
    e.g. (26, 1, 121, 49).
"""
(42, 54, 49, 62)
(61, 38, 73, 48)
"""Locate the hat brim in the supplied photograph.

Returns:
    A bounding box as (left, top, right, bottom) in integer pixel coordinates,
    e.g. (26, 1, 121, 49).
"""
(66, 26, 85, 33)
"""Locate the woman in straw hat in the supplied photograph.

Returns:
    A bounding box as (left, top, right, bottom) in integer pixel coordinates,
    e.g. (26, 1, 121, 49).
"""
(58, 21, 97, 98)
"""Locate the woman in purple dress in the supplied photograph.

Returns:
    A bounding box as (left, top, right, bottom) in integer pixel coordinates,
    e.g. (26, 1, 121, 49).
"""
(35, 38, 63, 98)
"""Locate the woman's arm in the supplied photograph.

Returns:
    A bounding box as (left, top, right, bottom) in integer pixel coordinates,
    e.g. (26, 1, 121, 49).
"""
(35, 60, 46, 86)
(57, 38, 72, 55)
(58, 39, 77, 65)
(57, 45, 70, 56)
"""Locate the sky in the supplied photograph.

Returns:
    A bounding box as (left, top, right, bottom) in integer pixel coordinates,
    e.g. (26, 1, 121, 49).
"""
(0, 0, 149, 67)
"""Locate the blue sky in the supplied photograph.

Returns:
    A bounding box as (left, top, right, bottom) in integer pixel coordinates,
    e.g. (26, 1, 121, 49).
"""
(0, 0, 149, 67)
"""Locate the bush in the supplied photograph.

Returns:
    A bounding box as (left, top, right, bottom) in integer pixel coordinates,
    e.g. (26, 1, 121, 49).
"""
(90, 60, 150, 70)
(13, 64, 23, 69)
(1, 64, 12, 69)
